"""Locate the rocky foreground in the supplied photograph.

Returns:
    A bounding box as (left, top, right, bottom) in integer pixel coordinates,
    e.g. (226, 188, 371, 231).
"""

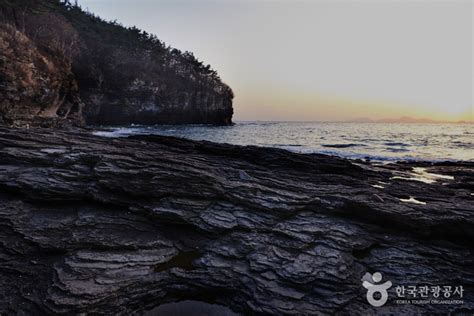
(0, 127, 472, 315)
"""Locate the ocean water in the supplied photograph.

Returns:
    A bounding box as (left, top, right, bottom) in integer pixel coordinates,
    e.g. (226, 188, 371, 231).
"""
(94, 122, 473, 162)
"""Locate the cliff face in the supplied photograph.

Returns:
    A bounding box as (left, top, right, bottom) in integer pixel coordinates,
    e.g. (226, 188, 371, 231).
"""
(82, 85, 233, 126)
(0, 24, 83, 127)
(82, 84, 233, 125)
(0, 0, 234, 127)
(71, 9, 234, 126)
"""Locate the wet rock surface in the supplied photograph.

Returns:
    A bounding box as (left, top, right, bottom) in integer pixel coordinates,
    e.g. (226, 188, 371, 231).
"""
(0, 127, 472, 315)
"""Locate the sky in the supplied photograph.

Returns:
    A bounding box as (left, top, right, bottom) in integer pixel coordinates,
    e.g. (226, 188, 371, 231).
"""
(79, 0, 473, 122)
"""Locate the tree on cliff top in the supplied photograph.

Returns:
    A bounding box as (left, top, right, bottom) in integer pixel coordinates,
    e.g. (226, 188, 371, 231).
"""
(0, 0, 234, 97)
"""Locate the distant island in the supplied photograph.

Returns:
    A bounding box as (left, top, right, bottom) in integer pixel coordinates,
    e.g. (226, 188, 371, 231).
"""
(347, 116, 473, 124)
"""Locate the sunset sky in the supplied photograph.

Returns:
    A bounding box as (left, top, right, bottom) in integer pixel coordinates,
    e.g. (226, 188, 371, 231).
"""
(80, 0, 473, 122)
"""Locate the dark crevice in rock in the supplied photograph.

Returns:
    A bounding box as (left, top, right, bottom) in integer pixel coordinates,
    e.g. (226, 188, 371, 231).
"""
(154, 250, 202, 273)
(352, 242, 380, 260)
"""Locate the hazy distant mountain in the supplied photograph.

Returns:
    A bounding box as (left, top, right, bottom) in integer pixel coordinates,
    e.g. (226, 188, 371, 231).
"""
(348, 116, 471, 124)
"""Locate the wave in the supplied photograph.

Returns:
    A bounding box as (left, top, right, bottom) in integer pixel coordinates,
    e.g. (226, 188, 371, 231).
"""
(321, 143, 365, 148)
(384, 142, 409, 146)
(385, 147, 410, 153)
(273, 144, 303, 147)
(451, 141, 473, 148)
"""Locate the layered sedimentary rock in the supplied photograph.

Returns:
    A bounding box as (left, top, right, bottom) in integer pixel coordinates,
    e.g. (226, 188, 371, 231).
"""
(0, 127, 472, 314)
(0, 24, 83, 127)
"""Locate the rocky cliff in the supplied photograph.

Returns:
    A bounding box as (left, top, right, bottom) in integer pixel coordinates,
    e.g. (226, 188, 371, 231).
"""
(0, 0, 233, 127)
(0, 127, 472, 314)
(0, 23, 83, 127)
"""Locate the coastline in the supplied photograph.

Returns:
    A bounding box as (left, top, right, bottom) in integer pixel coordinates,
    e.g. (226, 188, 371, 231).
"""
(0, 126, 472, 314)
(1, 1, 471, 314)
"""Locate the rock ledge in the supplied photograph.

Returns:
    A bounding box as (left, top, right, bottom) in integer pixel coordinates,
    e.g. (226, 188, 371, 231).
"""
(0, 127, 472, 314)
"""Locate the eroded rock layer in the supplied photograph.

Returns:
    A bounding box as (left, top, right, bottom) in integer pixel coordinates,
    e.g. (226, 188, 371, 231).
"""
(0, 24, 83, 127)
(0, 127, 472, 314)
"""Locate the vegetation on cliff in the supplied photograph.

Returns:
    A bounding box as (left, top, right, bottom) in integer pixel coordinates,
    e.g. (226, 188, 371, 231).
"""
(0, 0, 234, 126)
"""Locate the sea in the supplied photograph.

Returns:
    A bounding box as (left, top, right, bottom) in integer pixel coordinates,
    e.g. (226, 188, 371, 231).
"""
(94, 121, 473, 162)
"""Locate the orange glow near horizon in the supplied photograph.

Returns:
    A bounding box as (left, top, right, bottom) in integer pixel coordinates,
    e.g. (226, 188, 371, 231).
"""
(234, 86, 473, 123)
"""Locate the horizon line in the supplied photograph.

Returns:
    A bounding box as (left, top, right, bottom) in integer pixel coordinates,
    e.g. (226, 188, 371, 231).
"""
(233, 119, 474, 124)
